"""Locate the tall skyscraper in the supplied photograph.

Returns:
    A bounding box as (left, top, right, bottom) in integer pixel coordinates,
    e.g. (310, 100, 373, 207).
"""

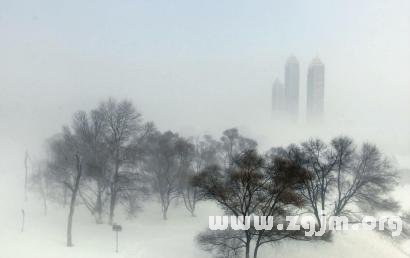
(306, 57, 325, 122)
(285, 55, 300, 121)
(272, 78, 285, 116)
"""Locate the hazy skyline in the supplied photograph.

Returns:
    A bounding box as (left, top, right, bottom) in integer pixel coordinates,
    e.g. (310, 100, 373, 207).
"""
(1, 0, 409, 160)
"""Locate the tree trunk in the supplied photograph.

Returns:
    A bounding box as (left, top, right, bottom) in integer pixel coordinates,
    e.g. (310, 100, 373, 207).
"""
(253, 231, 264, 258)
(160, 192, 170, 220)
(245, 233, 251, 258)
(63, 184, 68, 207)
(245, 240, 250, 258)
(253, 245, 260, 258)
(314, 209, 321, 228)
(95, 180, 103, 223)
(109, 162, 120, 225)
(95, 191, 103, 223)
(182, 190, 196, 217)
(162, 201, 169, 220)
(109, 184, 117, 225)
(67, 154, 82, 247)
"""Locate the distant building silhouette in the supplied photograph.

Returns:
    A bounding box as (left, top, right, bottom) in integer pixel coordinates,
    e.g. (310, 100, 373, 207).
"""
(285, 55, 300, 121)
(306, 57, 325, 122)
(272, 78, 285, 116)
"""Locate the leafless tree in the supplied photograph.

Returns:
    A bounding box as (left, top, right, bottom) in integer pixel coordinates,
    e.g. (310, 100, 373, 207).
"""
(71, 110, 111, 223)
(180, 135, 220, 216)
(220, 128, 257, 169)
(271, 136, 399, 231)
(98, 98, 141, 224)
(174, 137, 196, 215)
(193, 150, 310, 258)
(142, 130, 191, 219)
(29, 162, 53, 216)
(48, 125, 84, 247)
(333, 141, 398, 216)
(197, 229, 245, 258)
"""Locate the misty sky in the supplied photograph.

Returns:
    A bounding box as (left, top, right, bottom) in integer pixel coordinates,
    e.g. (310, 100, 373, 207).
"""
(1, 0, 409, 163)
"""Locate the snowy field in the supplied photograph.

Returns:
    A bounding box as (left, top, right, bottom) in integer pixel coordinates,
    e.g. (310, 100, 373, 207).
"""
(0, 154, 409, 258)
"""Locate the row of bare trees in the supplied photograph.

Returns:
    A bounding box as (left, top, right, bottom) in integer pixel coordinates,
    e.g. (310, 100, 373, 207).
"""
(193, 136, 406, 258)
(29, 97, 405, 254)
(29, 98, 226, 246)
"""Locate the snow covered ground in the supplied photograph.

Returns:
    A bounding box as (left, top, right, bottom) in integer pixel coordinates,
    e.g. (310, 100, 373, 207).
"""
(1, 154, 409, 258)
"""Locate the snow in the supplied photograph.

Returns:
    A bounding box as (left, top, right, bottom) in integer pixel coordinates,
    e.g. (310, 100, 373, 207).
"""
(1, 154, 410, 258)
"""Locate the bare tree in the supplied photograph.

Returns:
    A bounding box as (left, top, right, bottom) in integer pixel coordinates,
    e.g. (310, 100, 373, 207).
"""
(193, 150, 310, 258)
(48, 126, 84, 247)
(42, 99, 146, 226)
(143, 131, 191, 219)
(71, 110, 110, 223)
(119, 122, 157, 218)
(180, 135, 220, 216)
(300, 138, 335, 227)
(271, 136, 399, 231)
(333, 141, 398, 216)
(117, 170, 150, 218)
(220, 128, 257, 168)
(29, 162, 52, 216)
(98, 98, 141, 224)
(174, 137, 196, 216)
(66, 153, 82, 247)
(197, 229, 245, 258)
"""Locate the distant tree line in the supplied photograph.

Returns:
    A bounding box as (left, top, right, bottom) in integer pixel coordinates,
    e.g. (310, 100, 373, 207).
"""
(29, 98, 408, 256)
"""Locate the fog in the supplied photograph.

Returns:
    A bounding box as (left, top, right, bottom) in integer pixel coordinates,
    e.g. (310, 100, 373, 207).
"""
(1, 1, 410, 257)
(1, 0, 409, 161)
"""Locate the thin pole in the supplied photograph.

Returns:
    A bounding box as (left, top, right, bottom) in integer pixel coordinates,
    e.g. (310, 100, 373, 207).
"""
(115, 231, 118, 253)
(24, 151, 29, 201)
(21, 209, 25, 232)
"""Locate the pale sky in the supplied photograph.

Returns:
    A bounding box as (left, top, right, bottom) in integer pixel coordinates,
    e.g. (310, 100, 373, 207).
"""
(1, 0, 409, 163)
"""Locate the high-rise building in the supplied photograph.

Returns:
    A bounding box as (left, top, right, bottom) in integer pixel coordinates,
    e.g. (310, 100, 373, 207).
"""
(285, 55, 300, 121)
(272, 78, 285, 116)
(306, 57, 325, 122)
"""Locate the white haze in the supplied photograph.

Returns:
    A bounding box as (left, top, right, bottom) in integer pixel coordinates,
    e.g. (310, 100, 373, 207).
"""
(0, 1, 410, 258)
(1, 0, 409, 163)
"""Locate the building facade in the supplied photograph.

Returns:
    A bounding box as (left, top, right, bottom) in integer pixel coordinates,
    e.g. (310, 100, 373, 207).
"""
(284, 55, 300, 121)
(306, 57, 325, 122)
(272, 78, 285, 116)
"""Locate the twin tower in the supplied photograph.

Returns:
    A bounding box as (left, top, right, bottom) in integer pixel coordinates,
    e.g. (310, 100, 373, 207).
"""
(272, 55, 325, 123)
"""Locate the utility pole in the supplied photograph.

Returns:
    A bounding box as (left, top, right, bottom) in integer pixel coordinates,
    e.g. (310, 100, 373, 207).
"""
(24, 151, 29, 201)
